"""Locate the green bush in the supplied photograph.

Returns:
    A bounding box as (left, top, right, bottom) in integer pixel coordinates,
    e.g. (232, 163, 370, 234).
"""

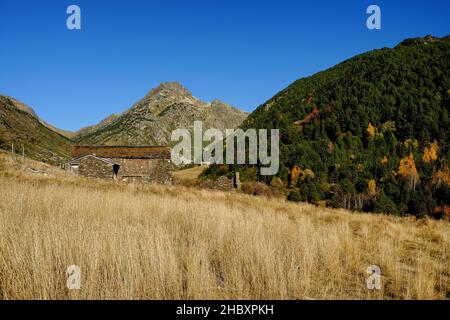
(287, 188, 302, 202)
(364, 193, 399, 215)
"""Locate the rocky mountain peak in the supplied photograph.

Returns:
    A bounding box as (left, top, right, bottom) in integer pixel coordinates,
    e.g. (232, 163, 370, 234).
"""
(147, 82, 193, 98)
(74, 83, 248, 146)
(211, 99, 223, 106)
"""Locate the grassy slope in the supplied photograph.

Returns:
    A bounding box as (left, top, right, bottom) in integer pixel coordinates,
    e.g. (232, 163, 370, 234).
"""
(172, 165, 209, 182)
(0, 98, 73, 165)
(0, 151, 448, 299)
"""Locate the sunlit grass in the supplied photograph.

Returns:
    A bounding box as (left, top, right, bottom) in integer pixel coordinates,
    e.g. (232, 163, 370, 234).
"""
(0, 152, 448, 299)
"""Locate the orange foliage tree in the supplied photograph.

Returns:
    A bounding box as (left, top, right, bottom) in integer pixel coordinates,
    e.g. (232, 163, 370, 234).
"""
(423, 140, 438, 163)
(398, 153, 419, 190)
(366, 123, 376, 138)
(432, 165, 450, 187)
(367, 179, 377, 196)
(290, 166, 301, 186)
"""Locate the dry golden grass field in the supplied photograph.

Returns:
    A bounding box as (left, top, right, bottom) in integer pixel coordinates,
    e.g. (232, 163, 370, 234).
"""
(172, 165, 209, 182)
(0, 152, 449, 300)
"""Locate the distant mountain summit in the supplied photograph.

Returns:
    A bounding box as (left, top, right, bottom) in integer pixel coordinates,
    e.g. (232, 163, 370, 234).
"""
(74, 82, 248, 146)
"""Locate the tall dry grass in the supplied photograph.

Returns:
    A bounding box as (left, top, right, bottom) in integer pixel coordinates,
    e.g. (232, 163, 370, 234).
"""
(0, 154, 449, 299)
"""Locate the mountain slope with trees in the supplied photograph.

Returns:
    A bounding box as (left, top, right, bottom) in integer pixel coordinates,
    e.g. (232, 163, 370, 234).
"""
(205, 35, 450, 218)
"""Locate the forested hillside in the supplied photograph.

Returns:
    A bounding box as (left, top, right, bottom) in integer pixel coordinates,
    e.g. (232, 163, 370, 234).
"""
(205, 35, 450, 218)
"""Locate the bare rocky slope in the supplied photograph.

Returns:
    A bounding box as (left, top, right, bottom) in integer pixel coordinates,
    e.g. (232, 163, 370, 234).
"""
(74, 82, 248, 146)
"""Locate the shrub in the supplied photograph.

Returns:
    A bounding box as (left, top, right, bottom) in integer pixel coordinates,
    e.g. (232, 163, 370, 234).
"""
(407, 190, 436, 218)
(200, 164, 231, 179)
(363, 193, 399, 215)
(239, 166, 258, 181)
(287, 188, 302, 202)
(298, 177, 325, 202)
(270, 177, 286, 189)
(241, 182, 274, 197)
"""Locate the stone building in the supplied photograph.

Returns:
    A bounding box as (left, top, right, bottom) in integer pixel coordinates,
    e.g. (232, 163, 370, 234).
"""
(65, 146, 172, 184)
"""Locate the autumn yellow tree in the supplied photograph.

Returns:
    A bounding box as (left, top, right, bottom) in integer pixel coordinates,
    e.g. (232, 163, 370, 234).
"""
(403, 139, 419, 149)
(303, 169, 315, 178)
(399, 153, 419, 190)
(432, 165, 450, 187)
(381, 120, 396, 133)
(423, 140, 438, 163)
(366, 123, 376, 138)
(290, 166, 301, 186)
(368, 179, 377, 196)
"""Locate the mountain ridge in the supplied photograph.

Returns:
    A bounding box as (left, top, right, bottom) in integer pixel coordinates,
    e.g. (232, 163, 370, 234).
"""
(74, 82, 248, 146)
(0, 95, 77, 138)
(0, 96, 73, 164)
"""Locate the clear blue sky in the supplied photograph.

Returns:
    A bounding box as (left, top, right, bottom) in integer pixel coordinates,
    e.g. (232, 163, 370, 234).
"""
(0, 0, 449, 131)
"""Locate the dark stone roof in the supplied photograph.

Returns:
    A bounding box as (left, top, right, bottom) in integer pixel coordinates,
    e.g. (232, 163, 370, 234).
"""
(72, 145, 171, 159)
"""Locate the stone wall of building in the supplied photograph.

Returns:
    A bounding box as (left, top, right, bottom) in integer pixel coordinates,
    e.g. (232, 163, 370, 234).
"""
(112, 158, 172, 185)
(146, 159, 172, 185)
(77, 156, 115, 179)
(197, 176, 234, 190)
(66, 156, 172, 185)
